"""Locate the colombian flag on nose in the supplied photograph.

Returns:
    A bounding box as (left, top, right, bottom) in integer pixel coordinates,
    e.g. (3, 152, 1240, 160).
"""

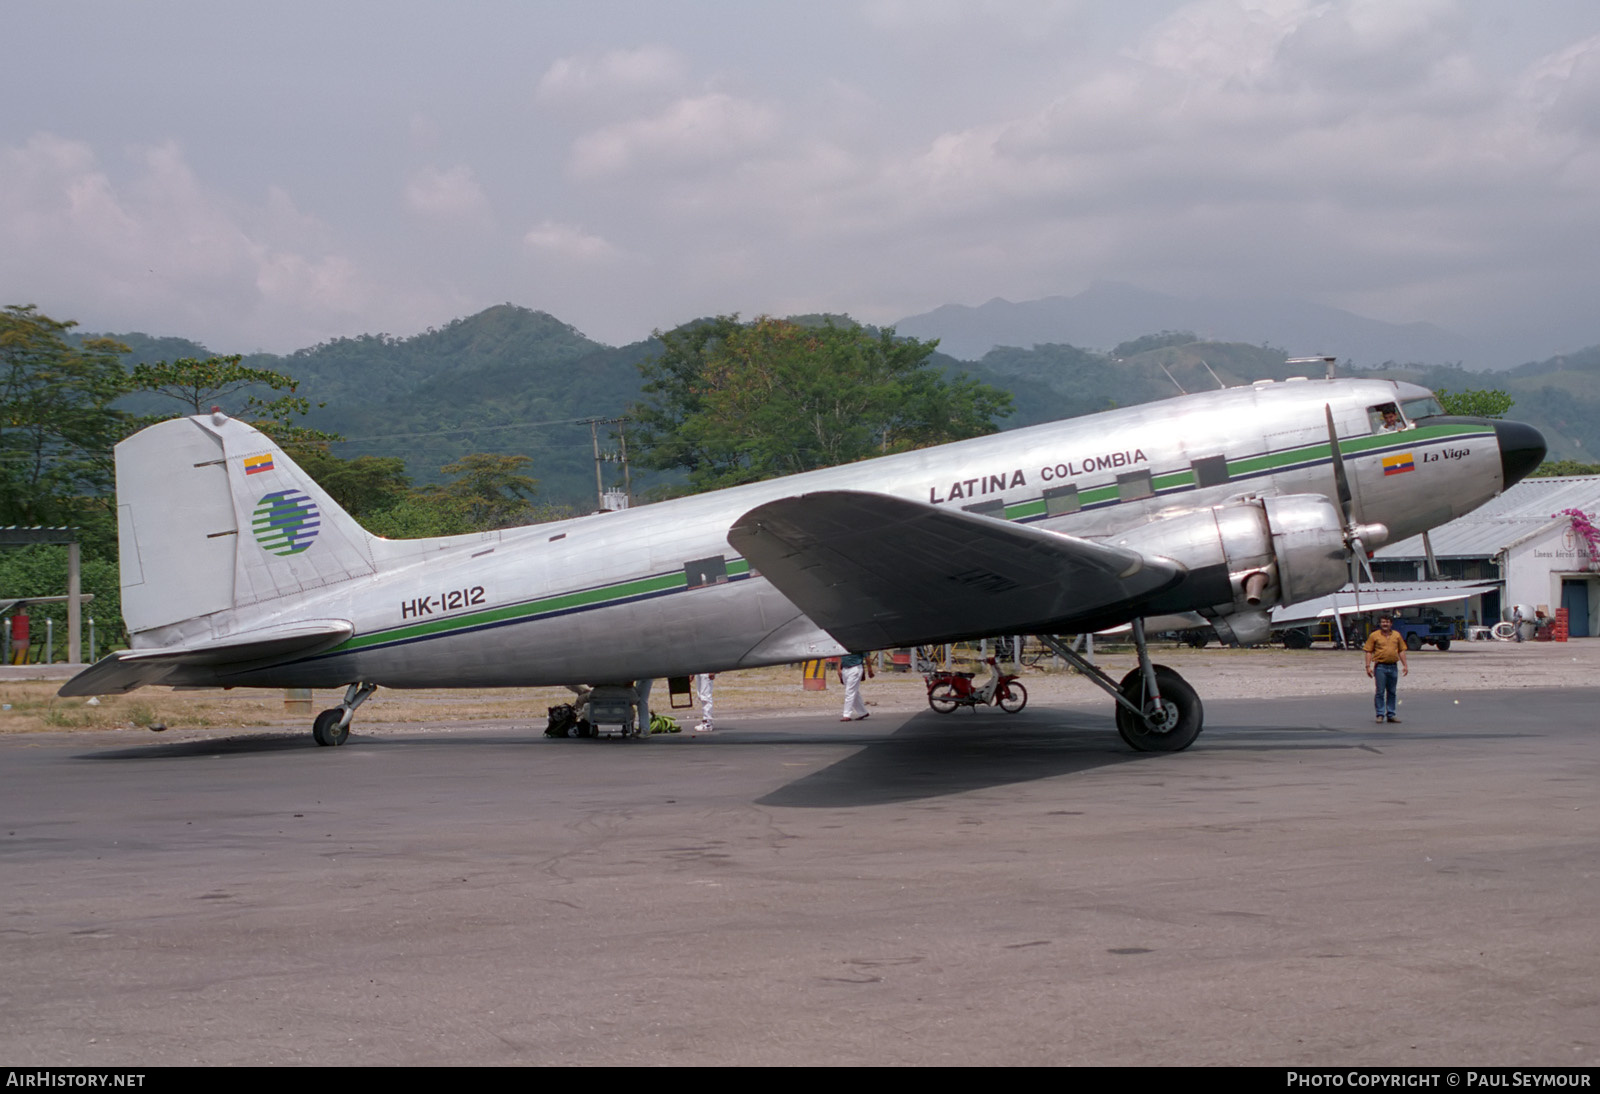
(244, 453, 275, 475)
(1382, 452, 1415, 476)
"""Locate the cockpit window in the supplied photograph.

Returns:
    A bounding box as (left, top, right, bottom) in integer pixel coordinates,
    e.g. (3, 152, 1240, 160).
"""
(1402, 396, 1444, 420)
(1368, 403, 1406, 432)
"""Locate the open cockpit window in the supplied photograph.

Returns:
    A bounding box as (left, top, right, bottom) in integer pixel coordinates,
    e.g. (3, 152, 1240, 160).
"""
(1368, 402, 1406, 433)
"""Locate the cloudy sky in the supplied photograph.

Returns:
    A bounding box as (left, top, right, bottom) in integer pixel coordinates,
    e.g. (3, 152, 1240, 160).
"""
(3, 0, 1598, 355)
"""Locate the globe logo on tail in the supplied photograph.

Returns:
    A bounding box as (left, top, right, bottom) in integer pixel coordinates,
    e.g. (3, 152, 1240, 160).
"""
(253, 490, 320, 555)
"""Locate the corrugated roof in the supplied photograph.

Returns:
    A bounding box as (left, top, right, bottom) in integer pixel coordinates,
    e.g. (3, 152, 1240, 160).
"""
(1377, 476, 1600, 560)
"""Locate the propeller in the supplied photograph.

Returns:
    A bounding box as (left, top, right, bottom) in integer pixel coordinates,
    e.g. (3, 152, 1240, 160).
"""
(1324, 405, 1387, 611)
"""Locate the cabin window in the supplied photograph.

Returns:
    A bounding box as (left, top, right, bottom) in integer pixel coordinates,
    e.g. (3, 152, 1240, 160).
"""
(685, 556, 728, 589)
(1191, 455, 1230, 488)
(1043, 484, 1080, 516)
(1117, 470, 1154, 501)
(961, 499, 1006, 519)
(1368, 403, 1406, 432)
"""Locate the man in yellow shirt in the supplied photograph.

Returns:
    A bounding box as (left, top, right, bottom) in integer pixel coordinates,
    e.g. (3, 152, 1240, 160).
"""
(1363, 616, 1409, 724)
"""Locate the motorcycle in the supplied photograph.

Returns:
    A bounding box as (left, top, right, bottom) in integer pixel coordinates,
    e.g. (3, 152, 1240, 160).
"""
(924, 657, 1028, 714)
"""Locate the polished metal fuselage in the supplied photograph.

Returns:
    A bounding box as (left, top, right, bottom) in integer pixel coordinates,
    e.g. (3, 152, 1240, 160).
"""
(217, 377, 1505, 689)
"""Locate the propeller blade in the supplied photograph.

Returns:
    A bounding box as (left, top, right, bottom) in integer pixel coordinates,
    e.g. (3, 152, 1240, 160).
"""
(1349, 535, 1365, 614)
(1352, 537, 1375, 584)
(1422, 530, 1441, 581)
(1324, 404, 1354, 521)
(1326, 404, 1371, 608)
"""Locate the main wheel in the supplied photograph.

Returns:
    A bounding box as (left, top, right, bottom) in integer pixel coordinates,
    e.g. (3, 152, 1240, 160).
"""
(997, 682, 1027, 713)
(1282, 628, 1312, 650)
(928, 683, 960, 714)
(1114, 664, 1204, 752)
(1405, 632, 1422, 651)
(312, 708, 349, 747)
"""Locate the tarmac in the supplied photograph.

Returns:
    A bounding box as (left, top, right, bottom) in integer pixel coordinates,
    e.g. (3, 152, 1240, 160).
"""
(2, 677, 1596, 1066)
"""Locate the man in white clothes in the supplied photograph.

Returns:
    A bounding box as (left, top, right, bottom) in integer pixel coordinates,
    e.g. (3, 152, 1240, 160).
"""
(695, 673, 715, 732)
(837, 652, 873, 722)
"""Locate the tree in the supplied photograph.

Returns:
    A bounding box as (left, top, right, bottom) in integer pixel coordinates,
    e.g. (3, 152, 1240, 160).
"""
(1436, 388, 1514, 418)
(1112, 330, 1197, 358)
(634, 316, 1012, 491)
(1530, 459, 1600, 477)
(126, 355, 335, 449)
(0, 305, 128, 536)
(0, 545, 123, 653)
(292, 448, 413, 518)
(420, 452, 541, 530)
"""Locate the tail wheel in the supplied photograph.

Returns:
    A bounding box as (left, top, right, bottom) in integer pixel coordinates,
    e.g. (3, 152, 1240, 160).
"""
(997, 682, 1027, 713)
(1114, 664, 1203, 753)
(312, 708, 348, 747)
(928, 683, 960, 714)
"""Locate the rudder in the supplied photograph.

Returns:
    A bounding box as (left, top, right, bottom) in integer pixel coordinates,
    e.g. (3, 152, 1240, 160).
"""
(116, 413, 378, 637)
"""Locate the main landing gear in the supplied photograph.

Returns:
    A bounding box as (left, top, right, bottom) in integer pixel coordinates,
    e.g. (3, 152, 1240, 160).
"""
(1037, 618, 1205, 752)
(312, 682, 377, 747)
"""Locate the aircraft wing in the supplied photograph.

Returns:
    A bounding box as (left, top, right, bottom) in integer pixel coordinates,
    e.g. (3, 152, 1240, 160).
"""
(1270, 582, 1496, 626)
(729, 490, 1184, 650)
(58, 619, 353, 696)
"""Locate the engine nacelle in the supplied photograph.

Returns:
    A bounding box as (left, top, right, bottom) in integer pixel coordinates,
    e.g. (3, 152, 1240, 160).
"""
(1113, 494, 1362, 644)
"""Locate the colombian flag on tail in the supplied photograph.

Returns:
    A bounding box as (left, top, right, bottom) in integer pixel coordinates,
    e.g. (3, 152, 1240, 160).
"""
(1382, 452, 1415, 476)
(244, 453, 275, 475)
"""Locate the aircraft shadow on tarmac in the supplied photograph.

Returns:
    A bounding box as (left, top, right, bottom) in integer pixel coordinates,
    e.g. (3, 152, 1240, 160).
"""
(70, 689, 1549, 807)
(78, 731, 329, 760)
(756, 709, 1143, 807)
(753, 699, 1542, 808)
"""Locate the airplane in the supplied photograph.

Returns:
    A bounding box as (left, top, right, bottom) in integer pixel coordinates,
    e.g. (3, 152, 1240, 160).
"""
(60, 374, 1545, 753)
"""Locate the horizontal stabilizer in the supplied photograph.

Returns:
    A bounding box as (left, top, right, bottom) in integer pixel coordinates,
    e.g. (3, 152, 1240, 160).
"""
(729, 491, 1184, 650)
(58, 620, 353, 696)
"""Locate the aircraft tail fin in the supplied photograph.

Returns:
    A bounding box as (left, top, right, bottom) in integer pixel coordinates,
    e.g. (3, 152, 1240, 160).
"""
(116, 412, 378, 637)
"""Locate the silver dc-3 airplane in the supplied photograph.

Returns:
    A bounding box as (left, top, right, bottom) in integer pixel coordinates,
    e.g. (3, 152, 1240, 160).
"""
(61, 375, 1545, 752)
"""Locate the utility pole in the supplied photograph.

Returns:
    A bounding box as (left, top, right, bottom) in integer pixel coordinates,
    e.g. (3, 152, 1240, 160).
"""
(587, 418, 605, 511)
(616, 419, 632, 504)
(585, 416, 634, 510)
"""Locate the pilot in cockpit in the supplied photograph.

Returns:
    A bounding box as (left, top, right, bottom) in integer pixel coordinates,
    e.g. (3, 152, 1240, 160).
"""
(1372, 404, 1404, 432)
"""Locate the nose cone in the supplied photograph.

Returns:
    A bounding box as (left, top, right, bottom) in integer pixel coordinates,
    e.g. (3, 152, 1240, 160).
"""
(1495, 420, 1546, 488)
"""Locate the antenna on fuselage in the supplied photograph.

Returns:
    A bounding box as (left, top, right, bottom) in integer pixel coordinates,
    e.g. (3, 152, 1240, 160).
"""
(1197, 359, 1226, 389)
(1159, 362, 1187, 395)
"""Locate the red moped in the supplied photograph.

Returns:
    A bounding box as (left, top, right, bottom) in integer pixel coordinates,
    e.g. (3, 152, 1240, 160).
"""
(924, 657, 1028, 714)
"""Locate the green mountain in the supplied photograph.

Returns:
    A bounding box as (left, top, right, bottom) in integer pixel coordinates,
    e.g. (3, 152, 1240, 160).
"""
(89, 309, 1600, 508)
(98, 305, 665, 505)
(281, 306, 659, 502)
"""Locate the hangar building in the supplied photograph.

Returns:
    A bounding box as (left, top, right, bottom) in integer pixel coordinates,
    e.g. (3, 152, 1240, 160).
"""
(1372, 476, 1600, 637)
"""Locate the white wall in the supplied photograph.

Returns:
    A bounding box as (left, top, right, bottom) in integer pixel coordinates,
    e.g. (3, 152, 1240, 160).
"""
(1505, 521, 1599, 626)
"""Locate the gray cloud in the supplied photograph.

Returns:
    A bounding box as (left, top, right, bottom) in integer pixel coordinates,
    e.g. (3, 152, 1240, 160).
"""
(1, 1, 1597, 358)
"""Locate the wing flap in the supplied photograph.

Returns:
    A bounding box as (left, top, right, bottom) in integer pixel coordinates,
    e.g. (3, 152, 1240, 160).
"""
(728, 491, 1183, 650)
(58, 619, 354, 696)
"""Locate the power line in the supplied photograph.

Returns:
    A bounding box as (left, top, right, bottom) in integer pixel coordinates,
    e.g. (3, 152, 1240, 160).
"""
(326, 415, 605, 445)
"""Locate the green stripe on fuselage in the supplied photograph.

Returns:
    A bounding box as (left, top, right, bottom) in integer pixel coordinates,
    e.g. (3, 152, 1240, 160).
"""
(329, 557, 754, 654)
(327, 427, 1488, 656)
